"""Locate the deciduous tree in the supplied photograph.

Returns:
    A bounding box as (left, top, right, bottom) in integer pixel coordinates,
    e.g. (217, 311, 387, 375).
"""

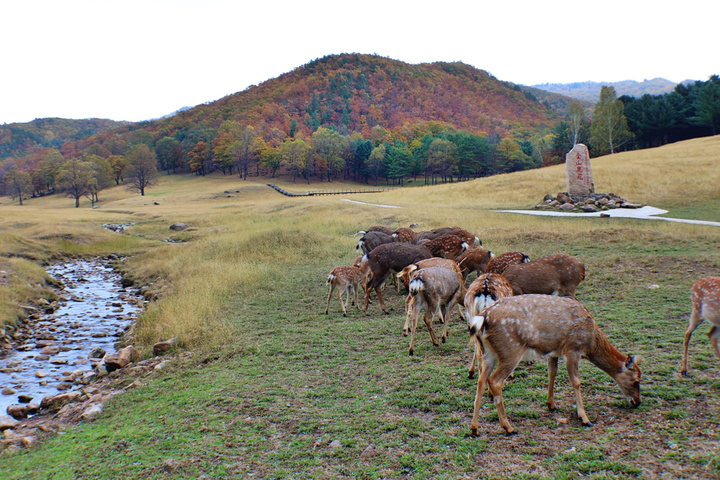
(55, 158, 95, 207)
(125, 145, 159, 196)
(590, 86, 633, 155)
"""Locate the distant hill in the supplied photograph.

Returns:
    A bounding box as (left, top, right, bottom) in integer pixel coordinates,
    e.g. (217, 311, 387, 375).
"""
(530, 78, 680, 103)
(156, 53, 560, 139)
(512, 84, 594, 117)
(0, 118, 129, 160)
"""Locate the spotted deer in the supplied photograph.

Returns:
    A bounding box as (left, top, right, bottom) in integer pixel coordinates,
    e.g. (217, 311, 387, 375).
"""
(392, 227, 416, 243)
(464, 273, 514, 379)
(485, 251, 530, 275)
(469, 295, 641, 435)
(418, 234, 469, 260)
(397, 258, 464, 335)
(681, 276, 720, 376)
(362, 243, 432, 315)
(325, 261, 371, 316)
(407, 267, 465, 355)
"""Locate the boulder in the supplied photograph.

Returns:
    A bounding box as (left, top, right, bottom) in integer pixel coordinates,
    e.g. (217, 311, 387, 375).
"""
(103, 346, 138, 372)
(89, 347, 106, 359)
(169, 222, 188, 231)
(81, 404, 103, 421)
(153, 337, 177, 356)
(0, 415, 18, 430)
(6, 404, 28, 420)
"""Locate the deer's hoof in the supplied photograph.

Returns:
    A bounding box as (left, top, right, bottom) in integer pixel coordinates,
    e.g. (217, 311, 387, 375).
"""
(582, 420, 594, 428)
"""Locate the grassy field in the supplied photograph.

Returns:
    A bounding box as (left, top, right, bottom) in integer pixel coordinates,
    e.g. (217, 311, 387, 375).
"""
(1, 136, 720, 478)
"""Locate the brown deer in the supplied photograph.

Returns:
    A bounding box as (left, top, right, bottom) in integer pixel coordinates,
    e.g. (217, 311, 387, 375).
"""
(411, 227, 455, 244)
(392, 227, 416, 243)
(418, 234, 469, 260)
(464, 273, 514, 379)
(356, 230, 396, 254)
(485, 251, 530, 275)
(397, 258, 464, 335)
(469, 295, 641, 435)
(681, 276, 720, 376)
(325, 262, 370, 316)
(501, 253, 585, 299)
(448, 226, 481, 248)
(407, 267, 465, 355)
(456, 248, 494, 281)
(362, 243, 432, 315)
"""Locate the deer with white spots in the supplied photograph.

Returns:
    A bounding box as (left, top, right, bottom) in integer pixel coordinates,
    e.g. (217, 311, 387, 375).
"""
(464, 273, 514, 379)
(468, 294, 641, 435)
(418, 234, 469, 261)
(397, 258, 464, 335)
(325, 261, 371, 316)
(681, 276, 720, 376)
(485, 251, 530, 275)
(406, 266, 465, 355)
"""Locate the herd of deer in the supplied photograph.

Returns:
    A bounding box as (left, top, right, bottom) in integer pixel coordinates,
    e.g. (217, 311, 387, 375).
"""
(324, 224, 720, 435)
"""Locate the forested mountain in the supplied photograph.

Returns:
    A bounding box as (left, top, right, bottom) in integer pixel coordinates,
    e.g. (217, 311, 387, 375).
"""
(156, 53, 558, 138)
(532, 78, 681, 103)
(1, 54, 717, 204)
(0, 118, 129, 160)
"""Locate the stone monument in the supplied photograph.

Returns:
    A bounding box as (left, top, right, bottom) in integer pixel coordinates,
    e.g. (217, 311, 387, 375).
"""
(565, 143, 594, 196)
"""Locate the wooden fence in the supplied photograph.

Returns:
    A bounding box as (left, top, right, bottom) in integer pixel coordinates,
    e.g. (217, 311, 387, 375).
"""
(267, 184, 395, 197)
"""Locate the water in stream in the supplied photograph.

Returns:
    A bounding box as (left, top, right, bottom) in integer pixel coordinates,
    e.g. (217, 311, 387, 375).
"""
(0, 258, 144, 415)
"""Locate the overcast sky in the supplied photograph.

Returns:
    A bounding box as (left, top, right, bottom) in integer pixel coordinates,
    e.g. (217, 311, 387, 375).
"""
(0, 0, 716, 125)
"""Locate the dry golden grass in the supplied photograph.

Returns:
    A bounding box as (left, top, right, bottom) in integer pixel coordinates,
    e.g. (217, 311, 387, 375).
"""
(1, 136, 719, 347)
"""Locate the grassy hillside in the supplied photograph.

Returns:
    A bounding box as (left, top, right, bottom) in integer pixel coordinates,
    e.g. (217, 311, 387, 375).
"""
(1, 136, 719, 478)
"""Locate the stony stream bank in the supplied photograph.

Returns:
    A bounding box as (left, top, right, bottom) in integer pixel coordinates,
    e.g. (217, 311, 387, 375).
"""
(0, 257, 173, 453)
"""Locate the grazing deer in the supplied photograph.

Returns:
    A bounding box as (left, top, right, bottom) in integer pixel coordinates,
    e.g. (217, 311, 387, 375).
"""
(407, 267, 465, 355)
(362, 243, 432, 315)
(397, 258, 464, 335)
(418, 234, 469, 260)
(681, 276, 720, 376)
(456, 248, 494, 281)
(412, 227, 455, 244)
(485, 251, 529, 275)
(355, 225, 394, 236)
(325, 262, 370, 316)
(392, 227, 416, 243)
(464, 273, 514, 379)
(469, 295, 641, 435)
(356, 230, 396, 254)
(449, 226, 481, 248)
(501, 253, 585, 299)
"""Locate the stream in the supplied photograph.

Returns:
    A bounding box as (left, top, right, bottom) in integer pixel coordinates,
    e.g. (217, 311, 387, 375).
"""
(0, 258, 144, 416)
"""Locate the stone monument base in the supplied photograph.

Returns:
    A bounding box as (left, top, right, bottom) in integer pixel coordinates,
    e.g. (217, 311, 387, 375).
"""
(536, 192, 643, 213)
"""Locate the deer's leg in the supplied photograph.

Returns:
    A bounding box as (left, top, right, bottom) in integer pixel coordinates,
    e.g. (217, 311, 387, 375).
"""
(423, 301, 440, 347)
(408, 298, 420, 356)
(471, 354, 496, 436)
(337, 287, 348, 316)
(681, 306, 704, 376)
(325, 282, 335, 314)
(403, 295, 414, 336)
(375, 285, 389, 314)
(352, 284, 361, 311)
(547, 356, 559, 411)
(565, 354, 591, 426)
(488, 359, 518, 434)
(708, 324, 720, 360)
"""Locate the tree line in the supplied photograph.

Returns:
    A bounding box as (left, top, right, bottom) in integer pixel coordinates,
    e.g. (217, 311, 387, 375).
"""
(551, 75, 720, 158)
(1, 76, 718, 206)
